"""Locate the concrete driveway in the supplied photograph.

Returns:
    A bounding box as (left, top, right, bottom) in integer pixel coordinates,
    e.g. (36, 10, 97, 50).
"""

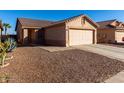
(73, 44, 124, 62)
(73, 44, 124, 83)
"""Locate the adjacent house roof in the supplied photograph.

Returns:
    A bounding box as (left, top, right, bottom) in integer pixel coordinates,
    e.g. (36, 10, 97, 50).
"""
(97, 19, 124, 29)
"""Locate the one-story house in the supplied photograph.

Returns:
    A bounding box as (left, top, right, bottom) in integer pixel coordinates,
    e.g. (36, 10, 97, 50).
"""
(15, 14, 98, 47)
(97, 19, 124, 43)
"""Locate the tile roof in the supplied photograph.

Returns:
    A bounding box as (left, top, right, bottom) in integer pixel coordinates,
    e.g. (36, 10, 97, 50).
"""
(45, 14, 99, 28)
(16, 14, 99, 29)
(18, 15, 85, 28)
(97, 19, 124, 30)
(18, 18, 54, 28)
(97, 19, 117, 29)
(44, 14, 85, 27)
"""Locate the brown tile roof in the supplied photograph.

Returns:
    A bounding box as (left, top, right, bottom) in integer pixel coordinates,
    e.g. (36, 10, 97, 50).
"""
(97, 19, 121, 29)
(18, 18, 54, 28)
(18, 15, 85, 28)
(44, 14, 84, 27)
(45, 14, 99, 28)
(16, 14, 99, 30)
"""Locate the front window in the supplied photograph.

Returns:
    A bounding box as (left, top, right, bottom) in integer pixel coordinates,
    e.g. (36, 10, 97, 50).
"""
(82, 18, 85, 25)
(83, 18, 85, 24)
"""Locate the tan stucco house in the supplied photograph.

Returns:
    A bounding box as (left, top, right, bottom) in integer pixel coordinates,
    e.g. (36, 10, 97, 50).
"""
(15, 14, 98, 47)
(97, 19, 124, 43)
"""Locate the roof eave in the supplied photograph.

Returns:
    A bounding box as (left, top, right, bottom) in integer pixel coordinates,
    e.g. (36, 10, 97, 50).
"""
(43, 22, 65, 28)
(15, 18, 20, 31)
(115, 27, 124, 30)
(64, 14, 99, 28)
(21, 26, 42, 29)
(83, 15, 99, 28)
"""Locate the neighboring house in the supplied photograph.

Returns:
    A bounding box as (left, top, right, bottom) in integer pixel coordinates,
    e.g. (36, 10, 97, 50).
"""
(15, 14, 98, 47)
(97, 19, 124, 43)
(1, 35, 17, 41)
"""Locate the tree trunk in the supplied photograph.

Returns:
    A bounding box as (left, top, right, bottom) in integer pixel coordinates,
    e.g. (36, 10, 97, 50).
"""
(5, 28, 7, 35)
(0, 30, 2, 42)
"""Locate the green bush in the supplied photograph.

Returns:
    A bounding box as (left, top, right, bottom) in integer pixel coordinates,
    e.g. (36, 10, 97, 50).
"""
(5, 38, 16, 52)
(0, 41, 10, 66)
(0, 38, 16, 66)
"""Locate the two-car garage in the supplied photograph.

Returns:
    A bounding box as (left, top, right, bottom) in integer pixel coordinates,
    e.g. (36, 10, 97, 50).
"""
(69, 29, 94, 46)
(65, 15, 98, 46)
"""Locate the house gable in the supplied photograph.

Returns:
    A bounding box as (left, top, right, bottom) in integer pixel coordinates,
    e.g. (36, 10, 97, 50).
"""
(66, 15, 98, 30)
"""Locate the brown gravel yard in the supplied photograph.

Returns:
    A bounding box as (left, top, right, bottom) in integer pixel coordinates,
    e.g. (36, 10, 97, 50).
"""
(0, 47, 124, 83)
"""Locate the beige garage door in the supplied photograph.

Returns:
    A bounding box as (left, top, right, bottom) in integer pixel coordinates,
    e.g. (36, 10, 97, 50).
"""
(69, 29, 93, 46)
(115, 31, 124, 43)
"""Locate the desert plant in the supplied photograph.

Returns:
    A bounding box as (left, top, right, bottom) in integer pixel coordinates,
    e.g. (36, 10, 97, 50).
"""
(0, 73, 9, 83)
(0, 20, 2, 42)
(5, 38, 16, 52)
(0, 37, 16, 67)
(0, 41, 10, 66)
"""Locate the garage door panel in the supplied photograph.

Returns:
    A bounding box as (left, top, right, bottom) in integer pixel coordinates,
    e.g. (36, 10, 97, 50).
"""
(115, 32, 124, 43)
(69, 29, 93, 46)
(83, 31, 93, 44)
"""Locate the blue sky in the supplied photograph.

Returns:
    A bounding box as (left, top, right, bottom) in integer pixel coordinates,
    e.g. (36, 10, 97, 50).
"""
(1, 10, 124, 34)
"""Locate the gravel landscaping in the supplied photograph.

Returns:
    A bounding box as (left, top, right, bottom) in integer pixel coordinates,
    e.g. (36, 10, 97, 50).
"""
(0, 47, 124, 83)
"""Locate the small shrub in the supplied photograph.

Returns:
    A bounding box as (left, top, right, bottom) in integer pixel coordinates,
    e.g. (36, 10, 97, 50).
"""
(0, 37, 16, 67)
(5, 38, 16, 52)
(0, 73, 9, 83)
(0, 41, 10, 66)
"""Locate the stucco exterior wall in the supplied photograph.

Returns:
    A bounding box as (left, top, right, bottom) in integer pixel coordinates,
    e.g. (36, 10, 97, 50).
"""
(83, 20, 97, 30)
(66, 16, 82, 27)
(23, 29, 28, 44)
(97, 29, 115, 43)
(23, 28, 40, 44)
(32, 29, 38, 42)
(17, 21, 42, 45)
(16, 21, 23, 44)
(66, 16, 97, 30)
(45, 23, 66, 46)
(31, 29, 40, 43)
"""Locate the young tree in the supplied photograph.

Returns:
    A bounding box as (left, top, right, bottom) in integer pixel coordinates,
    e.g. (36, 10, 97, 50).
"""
(0, 20, 3, 42)
(3, 23, 11, 35)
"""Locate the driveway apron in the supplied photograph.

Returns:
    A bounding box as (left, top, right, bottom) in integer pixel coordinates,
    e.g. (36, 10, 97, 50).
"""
(73, 44, 124, 83)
